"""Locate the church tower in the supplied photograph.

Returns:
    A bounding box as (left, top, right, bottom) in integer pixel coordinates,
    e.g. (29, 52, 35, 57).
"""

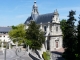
(52, 9, 60, 23)
(49, 9, 63, 51)
(31, 1, 39, 21)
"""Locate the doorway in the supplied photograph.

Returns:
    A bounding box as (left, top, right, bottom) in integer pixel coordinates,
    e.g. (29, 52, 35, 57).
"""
(55, 40, 59, 48)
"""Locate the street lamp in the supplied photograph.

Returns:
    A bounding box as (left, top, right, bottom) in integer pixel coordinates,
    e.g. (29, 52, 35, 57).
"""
(3, 40, 11, 60)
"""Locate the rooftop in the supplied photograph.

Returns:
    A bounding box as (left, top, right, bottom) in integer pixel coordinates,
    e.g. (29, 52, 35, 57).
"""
(0, 27, 12, 32)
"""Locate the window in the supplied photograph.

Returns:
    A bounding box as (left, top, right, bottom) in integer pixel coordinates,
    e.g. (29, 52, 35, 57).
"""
(3, 32, 6, 34)
(0, 36, 1, 37)
(55, 40, 59, 48)
(56, 42, 58, 48)
(4, 36, 5, 37)
(44, 26, 46, 31)
(56, 26, 58, 31)
(56, 18, 57, 21)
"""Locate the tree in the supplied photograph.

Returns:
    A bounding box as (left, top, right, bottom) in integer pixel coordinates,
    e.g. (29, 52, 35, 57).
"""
(60, 19, 67, 34)
(63, 10, 77, 60)
(76, 15, 80, 60)
(8, 24, 26, 45)
(60, 19, 67, 47)
(25, 21, 45, 50)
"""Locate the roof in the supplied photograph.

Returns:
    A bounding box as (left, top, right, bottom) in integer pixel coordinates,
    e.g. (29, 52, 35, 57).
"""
(36, 13, 53, 24)
(0, 27, 12, 32)
(25, 13, 53, 24)
(24, 16, 33, 24)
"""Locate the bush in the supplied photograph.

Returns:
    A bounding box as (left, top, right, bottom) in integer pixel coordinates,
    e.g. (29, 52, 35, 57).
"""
(42, 52, 50, 60)
(42, 52, 48, 60)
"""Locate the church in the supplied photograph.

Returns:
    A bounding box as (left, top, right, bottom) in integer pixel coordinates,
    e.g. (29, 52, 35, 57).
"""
(24, 1, 63, 51)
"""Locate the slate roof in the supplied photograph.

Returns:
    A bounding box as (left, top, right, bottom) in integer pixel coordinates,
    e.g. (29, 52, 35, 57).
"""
(0, 27, 12, 32)
(24, 16, 32, 24)
(36, 13, 53, 24)
(25, 13, 53, 24)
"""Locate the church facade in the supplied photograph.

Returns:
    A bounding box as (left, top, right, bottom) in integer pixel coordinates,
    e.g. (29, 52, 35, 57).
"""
(24, 1, 63, 51)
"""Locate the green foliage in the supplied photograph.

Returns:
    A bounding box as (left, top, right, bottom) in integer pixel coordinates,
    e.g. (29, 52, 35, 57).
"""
(62, 10, 77, 60)
(42, 52, 50, 60)
(25, 21, 45, 50)
(12, 25, 17, 29)
(76, 15, 80, 60)
(8, 24, 26, 45)
(60, 19, 67, 47)
(60, 19, 67, 35)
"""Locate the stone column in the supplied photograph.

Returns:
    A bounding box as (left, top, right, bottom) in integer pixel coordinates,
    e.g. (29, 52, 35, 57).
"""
(60, 36, 63, 48)
(47, 22, 50, 33)
(27, 45, 30, 54)
(50, 38, 52, 51)
(45, 37, 47, 50)
(40, 22, 43, 30)
(54, 39, 56, 50)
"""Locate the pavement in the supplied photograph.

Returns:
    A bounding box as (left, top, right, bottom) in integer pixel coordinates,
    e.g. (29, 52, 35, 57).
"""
(50, 48, 65, 60)
(51, 51, 64, 60)
(0, 47, 65, 60)
(0, 48, 32, 60)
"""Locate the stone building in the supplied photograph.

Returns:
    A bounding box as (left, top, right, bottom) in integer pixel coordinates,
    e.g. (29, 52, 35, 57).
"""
(0, 27, 15, 50)
(0, 27, 12, 42)
(24, 1, 63, 51)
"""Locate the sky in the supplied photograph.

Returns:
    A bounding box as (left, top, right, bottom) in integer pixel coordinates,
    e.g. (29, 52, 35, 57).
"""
(0, 0, 80, 26)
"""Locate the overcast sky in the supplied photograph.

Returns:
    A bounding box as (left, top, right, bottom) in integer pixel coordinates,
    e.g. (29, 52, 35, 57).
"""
(0, 0, 80, 26)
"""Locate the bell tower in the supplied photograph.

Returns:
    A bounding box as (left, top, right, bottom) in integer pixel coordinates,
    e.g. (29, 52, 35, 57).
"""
(31, 1, 39, 21)
(52, 9, 60, 23)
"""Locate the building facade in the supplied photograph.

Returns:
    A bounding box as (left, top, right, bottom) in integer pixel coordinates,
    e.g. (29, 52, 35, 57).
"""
(0, 27, 15, 50)
(0, 27, 12, 42)
(25, 1, 63, 51)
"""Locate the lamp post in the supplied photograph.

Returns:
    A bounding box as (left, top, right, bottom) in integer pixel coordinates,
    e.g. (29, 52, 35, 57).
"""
(4, 40, 11, 60)
(1, 41, 4, 50)
(4, 48, 6, 60)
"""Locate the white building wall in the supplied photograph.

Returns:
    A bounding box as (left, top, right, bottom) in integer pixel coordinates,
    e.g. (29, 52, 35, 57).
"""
(0, 34, 10, 42)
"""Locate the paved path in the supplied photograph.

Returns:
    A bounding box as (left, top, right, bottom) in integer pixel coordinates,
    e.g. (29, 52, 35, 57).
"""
(51, 51, 64, 60)
(0, 49, 32, 60)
